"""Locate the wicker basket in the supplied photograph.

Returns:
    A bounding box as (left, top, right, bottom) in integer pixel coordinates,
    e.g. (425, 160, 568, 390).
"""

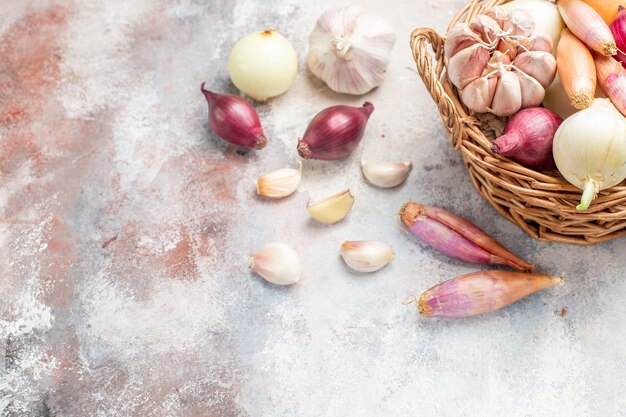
(410, 0, 626, 245)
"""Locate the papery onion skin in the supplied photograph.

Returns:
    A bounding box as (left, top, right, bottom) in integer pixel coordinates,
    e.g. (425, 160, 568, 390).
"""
(418, 270, 563, 318)
(492, 107, 562, 170)
(594, 54, 626, 117)
(610, 6, 626, 67)
(399, 202, 534, 272)
(297, 102, 374, 160)
(557, 0, 617, 56)
(201, 83, 267, 149)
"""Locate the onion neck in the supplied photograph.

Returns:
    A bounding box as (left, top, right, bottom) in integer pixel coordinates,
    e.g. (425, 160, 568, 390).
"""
(491, 131, 521, 156)
(577, 179, 598, 211)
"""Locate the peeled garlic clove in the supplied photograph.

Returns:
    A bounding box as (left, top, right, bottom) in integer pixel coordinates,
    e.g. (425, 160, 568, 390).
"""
(251, 242, 301, 285)
(447, 43, 490, 89)
(444, 23, 483, 61)
(461, 76, 497, 113)
(489, 70, 522, 117)
(514, 70, 545, 108)
(512, 51, 557, 88)
(307, 5, 397, 95)
(256, 162, 302, 198)
(361, 160, 412, 188)
(307, 189, 354, 223)
(340, 241, 394, 273)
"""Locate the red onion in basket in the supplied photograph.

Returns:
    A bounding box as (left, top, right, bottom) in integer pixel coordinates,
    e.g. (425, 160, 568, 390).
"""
(491, 107, 562, 170)
(610, 6, 626, 67)
(201, 82, 267, 149)
(297, 102, 374, 160)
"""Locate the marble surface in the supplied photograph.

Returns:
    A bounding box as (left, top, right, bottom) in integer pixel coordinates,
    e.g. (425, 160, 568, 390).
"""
(1, 0, 625, 416)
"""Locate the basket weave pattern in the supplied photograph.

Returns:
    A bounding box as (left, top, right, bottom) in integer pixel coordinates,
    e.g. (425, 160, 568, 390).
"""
(410, 0, 626, 245)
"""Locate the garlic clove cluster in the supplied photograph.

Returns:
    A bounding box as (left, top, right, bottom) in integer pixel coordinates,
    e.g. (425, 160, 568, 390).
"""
(444, 7, 557, 116)
(361, 160, 412, 188)
(256, 162, 302, 198)
(251, 242, 301, 285)
(340, 241, 394, 273)
(307, 189, 354, 223)
(307, 5, 397, 95)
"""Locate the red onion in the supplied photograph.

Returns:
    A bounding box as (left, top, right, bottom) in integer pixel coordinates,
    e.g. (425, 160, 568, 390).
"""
(200, 82, 267, 149)
(491, 107, 562, 170)
(610, 6, 626, 66)
(297, 102, 374, 160)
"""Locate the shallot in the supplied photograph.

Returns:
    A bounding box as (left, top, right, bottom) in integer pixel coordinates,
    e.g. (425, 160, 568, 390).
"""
(399, 202, 534, 271)
(610, 7, 626, 67)
(410, 270, 563, 318)
(297, 102, 374, 160)
(594, 54, 626, 116)
(201, 83, 267, 149)
(491, 107, 562, 170)
(557, 0, 617, 56)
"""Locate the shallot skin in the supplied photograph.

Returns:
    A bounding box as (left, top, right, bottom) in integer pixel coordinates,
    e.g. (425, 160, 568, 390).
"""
(419, 270, 563, 318)
(297, 102, 374, 160)
(400, 202, 534, 272)
(201, 82, 267, 149)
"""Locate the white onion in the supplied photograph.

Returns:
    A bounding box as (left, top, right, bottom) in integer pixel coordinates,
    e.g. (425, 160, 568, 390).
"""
(228, 29, 298, 101)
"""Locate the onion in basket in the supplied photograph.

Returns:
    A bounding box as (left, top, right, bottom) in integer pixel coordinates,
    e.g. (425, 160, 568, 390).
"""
(444, 8, 556, 116)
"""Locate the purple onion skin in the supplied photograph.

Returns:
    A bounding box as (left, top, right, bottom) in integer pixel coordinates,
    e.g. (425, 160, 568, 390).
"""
(405, 215, 494, 264)
(611, 6, 626, 67)
(400, 202, 534, 271)
(201, 82, 267, 149)
(297, 102, 374, 160)
(418, 270, 563, 318)
(491, 107, 562, 170)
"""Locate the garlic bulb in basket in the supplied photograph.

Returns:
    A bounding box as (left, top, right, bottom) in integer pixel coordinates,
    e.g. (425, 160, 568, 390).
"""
(307, 5, 397, 95)
(444, 8, 556, 116)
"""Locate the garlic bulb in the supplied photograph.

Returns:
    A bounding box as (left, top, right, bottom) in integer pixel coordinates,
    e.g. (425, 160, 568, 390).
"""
(307, 189, 354, 223)
(256, 162, 301, 198)
(553, 99, 626, 210)
(361, 160, 412, 188)
(340, 241, 394, 272)
(307, 6, 397, 95)
(445, 8, 556, 116)
(251, 242, 301, 285)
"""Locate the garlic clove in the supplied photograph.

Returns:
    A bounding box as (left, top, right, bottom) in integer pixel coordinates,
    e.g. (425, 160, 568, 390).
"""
(307, 189, 354, 223)
(461, 76, 497, 113)
(470, 15, 502, 46)
(512, 51, 557, 88)
(444, 23, 483, 61)
(447, 43, 490, 89)
(489, 70, 522, 116)
(514, 70, 545, 108)
(485, 7, 509, 28)
(307, 5, 397, 95)
(361, 160, 412, 188)
(503, 8, 535, 37)
(251, 242, 301, 285)
(340, 241, 394, 273)
(256, 162, 302, 198)
(528, 34, 554, 53)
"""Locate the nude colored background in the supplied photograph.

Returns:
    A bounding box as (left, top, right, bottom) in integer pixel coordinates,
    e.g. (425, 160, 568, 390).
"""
(1, 0, 624, 416)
